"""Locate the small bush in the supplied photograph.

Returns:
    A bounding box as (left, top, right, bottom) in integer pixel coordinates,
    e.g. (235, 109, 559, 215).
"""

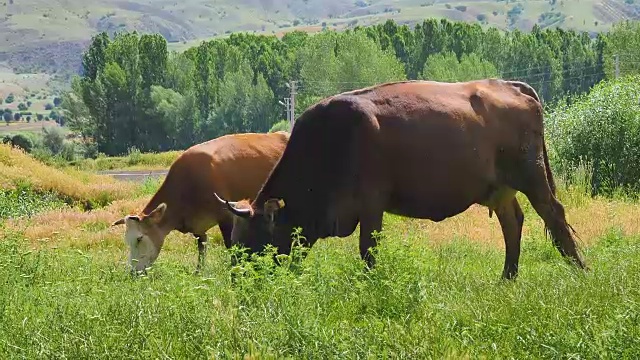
(17, 103, 27, 111)
(41, 126, 65, 155)
(60, 141, 78, 162)
(5, 93, 14, 103)
(546, 75, 640, 196)
(126, 146, 142, 166)
(269, 119, 289, 133)
(45, 103, 54, 110)
(8, 134, 34, 153)
(81, 141, 99, 159)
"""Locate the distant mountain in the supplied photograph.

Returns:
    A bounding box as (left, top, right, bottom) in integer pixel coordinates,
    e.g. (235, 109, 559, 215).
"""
(0, 0, 638, 80)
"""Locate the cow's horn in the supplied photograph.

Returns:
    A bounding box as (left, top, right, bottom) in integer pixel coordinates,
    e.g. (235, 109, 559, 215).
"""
(213, 192, 238, 207)
(228, 205, 252, 218)
(214, 192, 251, 218)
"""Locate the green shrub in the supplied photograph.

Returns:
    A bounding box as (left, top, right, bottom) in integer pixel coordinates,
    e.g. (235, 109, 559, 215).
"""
(269, 119, 290, 133)
(9, 134, 34, 153)
(546, 75, 640, 196)
(125, 146, 143, 166)
(41, 126, 65, 154)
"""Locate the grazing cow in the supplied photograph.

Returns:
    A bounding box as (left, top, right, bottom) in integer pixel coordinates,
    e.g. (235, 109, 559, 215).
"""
(111, 131, 289, 273)
(214, 79, 588, 280)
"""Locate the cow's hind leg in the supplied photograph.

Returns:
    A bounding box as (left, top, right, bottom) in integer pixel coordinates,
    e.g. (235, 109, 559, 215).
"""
(494, 196, 525, 279)
(517, 156, 586, 270)
(526, 190, 585, 269)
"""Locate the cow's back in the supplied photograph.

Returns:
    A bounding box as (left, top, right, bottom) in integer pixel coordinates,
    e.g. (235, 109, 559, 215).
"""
(146, 132, 289, 230)
(302, 79, 543, 221)
(181, 131, 289, 200)
(368, 79, 542, 220)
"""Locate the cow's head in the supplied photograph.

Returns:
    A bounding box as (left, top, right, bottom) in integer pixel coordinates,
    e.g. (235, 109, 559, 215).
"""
(214, 193, 292, 256)
(111, 203, 170, 272)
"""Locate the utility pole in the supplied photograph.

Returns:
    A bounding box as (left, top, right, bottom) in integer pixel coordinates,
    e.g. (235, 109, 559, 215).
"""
(278, 97, 290, 125)
(615, 54, 619, 78)
(289, 80, 297, 131)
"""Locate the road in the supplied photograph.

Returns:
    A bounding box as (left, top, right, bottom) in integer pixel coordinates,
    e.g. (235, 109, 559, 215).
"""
(97, 169, 169, 182)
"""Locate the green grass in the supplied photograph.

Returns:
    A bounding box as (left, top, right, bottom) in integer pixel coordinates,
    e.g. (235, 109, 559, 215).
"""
(0, 220, 638, 358)
(1, 179, 639, 357)
(0, 185, 66, 221)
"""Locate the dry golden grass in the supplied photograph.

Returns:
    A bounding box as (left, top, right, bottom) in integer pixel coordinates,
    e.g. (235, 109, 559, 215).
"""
(395, 197, 640, 249)
(2, 194, 210, 254)
(5, 188, 639, 256)
(0, 143, 138, 206)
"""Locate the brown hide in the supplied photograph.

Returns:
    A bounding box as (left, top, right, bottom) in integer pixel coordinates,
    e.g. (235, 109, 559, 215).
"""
(219, 79, 586, 279)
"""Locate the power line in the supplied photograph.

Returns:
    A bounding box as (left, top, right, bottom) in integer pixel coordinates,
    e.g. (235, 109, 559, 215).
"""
(296, 60, 640, 91)
(286, 56, 640, 125)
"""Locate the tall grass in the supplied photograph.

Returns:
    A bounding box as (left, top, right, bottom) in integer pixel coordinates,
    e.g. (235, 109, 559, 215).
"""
(1, 182, 639, 358)
(0, 221, 638, 358)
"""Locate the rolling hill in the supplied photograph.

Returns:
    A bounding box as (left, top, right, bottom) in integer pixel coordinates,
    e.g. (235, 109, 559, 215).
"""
(0, 0, 638, 84)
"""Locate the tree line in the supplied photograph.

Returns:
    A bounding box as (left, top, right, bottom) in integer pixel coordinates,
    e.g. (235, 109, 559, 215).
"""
(61, 18, 640, 156)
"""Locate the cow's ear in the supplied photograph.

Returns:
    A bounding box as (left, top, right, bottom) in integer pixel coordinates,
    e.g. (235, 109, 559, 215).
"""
(263, 198, 285, 214)
(145, 203, 167, 224)
(111, 214, 140, 226)
(111, 218, 126, 226)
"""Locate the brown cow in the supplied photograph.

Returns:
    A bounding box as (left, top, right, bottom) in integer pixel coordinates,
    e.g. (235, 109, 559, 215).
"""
(111, 131, 289, 273)
(214, 79, 587, 280)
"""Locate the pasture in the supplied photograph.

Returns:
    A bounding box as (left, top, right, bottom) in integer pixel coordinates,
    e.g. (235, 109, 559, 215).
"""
(0, 143, 639, 358)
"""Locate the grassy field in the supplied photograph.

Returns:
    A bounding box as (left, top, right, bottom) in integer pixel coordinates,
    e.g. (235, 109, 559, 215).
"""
(0, 64, 58, 112)
(0, 145, 639, 357)
(0, 121, 59, 134)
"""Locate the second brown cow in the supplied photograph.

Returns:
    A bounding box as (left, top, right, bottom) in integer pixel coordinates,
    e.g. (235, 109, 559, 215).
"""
(111, 131, 289, 273)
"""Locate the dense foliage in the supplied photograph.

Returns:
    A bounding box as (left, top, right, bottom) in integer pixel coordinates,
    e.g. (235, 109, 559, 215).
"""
(61, 19, 640, 156)
(546, 74, 640, 196)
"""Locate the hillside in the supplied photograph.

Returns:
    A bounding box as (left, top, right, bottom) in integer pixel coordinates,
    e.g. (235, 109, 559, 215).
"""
(0, 0, 638, 81)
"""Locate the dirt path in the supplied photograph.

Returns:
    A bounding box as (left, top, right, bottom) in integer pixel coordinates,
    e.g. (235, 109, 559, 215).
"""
(97, 169, 168, 182)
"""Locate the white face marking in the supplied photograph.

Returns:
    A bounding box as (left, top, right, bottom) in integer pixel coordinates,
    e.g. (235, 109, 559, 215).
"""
(124, 218, 160, 272)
